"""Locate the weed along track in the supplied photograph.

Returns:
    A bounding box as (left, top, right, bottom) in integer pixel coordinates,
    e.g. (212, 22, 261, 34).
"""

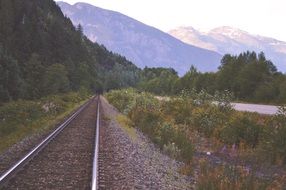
(0, 97, 101, 189)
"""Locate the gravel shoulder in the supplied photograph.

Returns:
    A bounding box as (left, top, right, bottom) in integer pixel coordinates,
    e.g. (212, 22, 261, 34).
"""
(100, 96, 193, 189)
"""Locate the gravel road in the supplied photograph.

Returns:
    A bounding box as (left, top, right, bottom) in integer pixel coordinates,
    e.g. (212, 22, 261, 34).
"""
(232, 102, 279, 115)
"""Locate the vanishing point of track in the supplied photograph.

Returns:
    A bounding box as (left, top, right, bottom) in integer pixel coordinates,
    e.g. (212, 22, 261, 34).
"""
(0, 96, 101, 189)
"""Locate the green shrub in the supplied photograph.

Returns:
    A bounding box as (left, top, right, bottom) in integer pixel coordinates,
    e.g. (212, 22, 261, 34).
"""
(156, 122, 194, 161)
(158, 123, 175, 148)
(220, 113, 261, 147)
(161, 97, 194, 125)
(259, 106, 286, 164)
(105, 89, 162, 139)
(214, 90, 234, 112)
(0, 100, 43, 136)
(105, 88, 137, 113)
(132, 109, 162, 139)
(163, 142, 181, 159)
(175, 129, 194, 162)
(196, 161, 272, 190)
(192, 105, 225, 137)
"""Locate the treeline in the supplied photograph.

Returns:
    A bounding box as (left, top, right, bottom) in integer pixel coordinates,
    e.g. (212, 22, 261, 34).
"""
(138, 51, 286, 104)
(0, 0, 139, 103)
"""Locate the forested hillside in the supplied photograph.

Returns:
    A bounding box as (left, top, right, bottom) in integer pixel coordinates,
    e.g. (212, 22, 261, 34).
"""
(0, 0, 139, 102)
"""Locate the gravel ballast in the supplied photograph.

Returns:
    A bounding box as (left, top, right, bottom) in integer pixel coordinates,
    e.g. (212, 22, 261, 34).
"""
(1, 98, 98, 189)
(99, 96, 193, 189)
(0, 100, 90, 177)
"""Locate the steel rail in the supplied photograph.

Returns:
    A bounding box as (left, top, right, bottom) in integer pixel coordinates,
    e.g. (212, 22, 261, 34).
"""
(91, 96, 100, 190)
(0, 97, 93, 186)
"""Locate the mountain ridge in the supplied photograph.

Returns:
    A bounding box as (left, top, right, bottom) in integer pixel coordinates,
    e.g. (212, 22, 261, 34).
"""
(169, 26, 286, 71)
(57, 1, 222, 75)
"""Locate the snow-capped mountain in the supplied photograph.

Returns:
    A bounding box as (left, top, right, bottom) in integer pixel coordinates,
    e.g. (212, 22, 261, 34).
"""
(57, 2, 221, 75)
(169, 26, 286, 71)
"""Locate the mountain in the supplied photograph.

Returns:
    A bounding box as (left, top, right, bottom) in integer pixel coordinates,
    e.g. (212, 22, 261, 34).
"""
(57, 2, 222, 75)
(0, 0, 139, 102)
(169, 26, 286, 72)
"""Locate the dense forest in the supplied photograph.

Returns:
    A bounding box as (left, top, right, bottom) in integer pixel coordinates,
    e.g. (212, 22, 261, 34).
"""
(138, 51, 286, 104)
(0, 0, 285, 105)
(0, 0, 140, 103)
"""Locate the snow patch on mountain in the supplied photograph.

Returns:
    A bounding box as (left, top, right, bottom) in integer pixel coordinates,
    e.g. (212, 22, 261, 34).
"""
(169, 26, 286, 72)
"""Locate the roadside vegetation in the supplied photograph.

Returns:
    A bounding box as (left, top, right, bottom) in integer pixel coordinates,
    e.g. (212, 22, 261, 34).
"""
(0, 91, 90, 153)
(106, 89, 194, 162)
(105, 88, 286, 188)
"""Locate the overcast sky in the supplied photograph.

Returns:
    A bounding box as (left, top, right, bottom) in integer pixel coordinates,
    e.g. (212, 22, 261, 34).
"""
(56, 0, 286, 41)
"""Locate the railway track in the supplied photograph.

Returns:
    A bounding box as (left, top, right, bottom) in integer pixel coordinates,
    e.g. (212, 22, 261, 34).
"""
(0, 96, 101, 189)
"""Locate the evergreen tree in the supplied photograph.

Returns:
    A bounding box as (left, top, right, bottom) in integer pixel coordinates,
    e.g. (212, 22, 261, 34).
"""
(24, 53, 45, 99)
(76, 24, 83, 38)
(0, 46, 23, 101)
(43, 64, 70, 95)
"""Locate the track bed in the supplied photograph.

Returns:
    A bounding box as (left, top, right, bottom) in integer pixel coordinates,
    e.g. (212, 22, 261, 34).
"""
(3, 98, 98, 190)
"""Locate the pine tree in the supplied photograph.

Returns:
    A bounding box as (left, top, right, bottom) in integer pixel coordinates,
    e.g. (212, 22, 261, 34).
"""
(24, 53, 45, 98)
(43, 64, 70, 95)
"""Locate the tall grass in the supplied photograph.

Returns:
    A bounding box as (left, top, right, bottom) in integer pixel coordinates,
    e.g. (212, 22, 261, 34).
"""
(0, 92, 90, 153)
(196, 160, 275, 190)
